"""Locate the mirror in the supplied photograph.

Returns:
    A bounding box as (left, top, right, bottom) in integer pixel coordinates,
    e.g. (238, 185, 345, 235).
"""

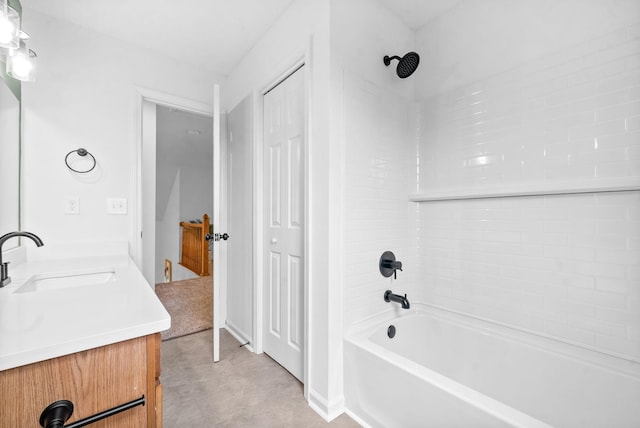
(0, 69, 20, 248)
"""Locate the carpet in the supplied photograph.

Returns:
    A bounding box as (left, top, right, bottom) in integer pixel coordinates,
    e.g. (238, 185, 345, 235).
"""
(155, 276, 213, 341)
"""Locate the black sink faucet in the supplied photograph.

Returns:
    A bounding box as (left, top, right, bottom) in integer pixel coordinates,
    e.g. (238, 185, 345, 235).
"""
(0, 231, 44, 287)
(384, 290, 410, 309)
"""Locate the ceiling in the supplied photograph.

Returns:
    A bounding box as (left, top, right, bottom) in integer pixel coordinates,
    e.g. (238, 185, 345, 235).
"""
(24, 0, 297, 75)
(377, 0, 462, 30)
(24, 0, 462, 76)
(156, 105, 213, 168)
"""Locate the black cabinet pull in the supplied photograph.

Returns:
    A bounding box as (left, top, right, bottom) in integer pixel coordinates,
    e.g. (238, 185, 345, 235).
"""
(40, 396, 145, 428)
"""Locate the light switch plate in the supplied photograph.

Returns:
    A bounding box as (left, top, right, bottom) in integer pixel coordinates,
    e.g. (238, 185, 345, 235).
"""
(107, 198, 127, 215)
(64, 196, 80, 215)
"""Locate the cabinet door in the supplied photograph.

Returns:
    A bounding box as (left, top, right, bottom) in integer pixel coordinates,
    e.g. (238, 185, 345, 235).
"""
(0, 337, 148, 428)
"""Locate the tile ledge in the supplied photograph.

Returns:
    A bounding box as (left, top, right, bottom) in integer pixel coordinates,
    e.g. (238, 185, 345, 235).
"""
(410, 178, 640, 202)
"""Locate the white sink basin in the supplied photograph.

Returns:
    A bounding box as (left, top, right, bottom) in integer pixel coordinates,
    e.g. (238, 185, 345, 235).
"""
(15, 268, 116, 293)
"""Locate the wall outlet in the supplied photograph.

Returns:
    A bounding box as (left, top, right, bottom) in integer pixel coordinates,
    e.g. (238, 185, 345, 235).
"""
(64, 196, 80, 215)
(107, 198, 127, 215)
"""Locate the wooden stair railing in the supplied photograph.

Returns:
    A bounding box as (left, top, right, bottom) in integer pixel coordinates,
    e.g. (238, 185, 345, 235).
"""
(179, 214, 210, 277)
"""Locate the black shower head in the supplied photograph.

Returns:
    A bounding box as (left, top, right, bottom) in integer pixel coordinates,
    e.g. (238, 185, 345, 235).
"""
(384, 52, 420, 78)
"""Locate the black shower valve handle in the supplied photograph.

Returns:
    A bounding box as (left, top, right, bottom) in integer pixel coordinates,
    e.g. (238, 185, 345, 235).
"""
(379, 251, 403, 279)
(383, 259, 402, 277)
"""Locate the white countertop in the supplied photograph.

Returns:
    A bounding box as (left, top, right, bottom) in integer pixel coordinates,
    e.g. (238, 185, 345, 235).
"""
(0, 253, 171, 371)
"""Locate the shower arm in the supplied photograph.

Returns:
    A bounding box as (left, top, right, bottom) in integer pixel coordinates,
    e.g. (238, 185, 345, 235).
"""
(383, 55, 402, 65)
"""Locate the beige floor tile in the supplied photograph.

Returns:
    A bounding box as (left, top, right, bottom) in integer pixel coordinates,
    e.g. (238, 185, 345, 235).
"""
(161, 329, 361, 428)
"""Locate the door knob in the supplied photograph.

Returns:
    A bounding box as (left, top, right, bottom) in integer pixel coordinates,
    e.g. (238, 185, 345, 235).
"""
(214, 233, 230, 242)
(270, 238, 278, 245)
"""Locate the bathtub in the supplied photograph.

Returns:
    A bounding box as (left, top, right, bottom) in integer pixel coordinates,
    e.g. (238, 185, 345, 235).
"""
(344, 304, 640, 428)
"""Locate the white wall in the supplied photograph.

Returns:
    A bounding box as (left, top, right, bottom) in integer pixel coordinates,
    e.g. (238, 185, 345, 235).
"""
(414, 1, 640, 359)
(330, 0, 415, 101)
(156, 170, 181, 282)
(414, 0, 640, 101)
(331, 0, 418, 329)
(341, 71, 419, 329)
(179, 165, 213, 222)
(223, 0, 328, 111)
(418, 193, 640, 358)
(223, 0, 339, 419)
(21, 8, 222, 254)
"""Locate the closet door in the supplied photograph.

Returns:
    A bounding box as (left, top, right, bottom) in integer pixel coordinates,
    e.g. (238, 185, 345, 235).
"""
(262, 66, 305, 381)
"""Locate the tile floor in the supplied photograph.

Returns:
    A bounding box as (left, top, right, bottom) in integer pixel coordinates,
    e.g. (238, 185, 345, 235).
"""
(162, 329, 361, 427)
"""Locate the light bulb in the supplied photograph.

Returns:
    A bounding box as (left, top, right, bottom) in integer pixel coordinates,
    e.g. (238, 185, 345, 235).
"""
(9, 51, 30, 77)
(0, 17, 16, 43)
(0, 2, 19, 48)
(7, 41, 36, 82)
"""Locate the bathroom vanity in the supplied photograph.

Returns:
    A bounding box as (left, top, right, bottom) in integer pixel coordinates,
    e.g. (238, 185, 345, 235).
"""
(1, 334, 161, 427)
(0, 249, 170, 427)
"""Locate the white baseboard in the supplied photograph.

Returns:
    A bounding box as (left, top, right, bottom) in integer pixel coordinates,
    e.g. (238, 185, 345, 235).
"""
(308, 389, 345, 422)
(224, 321, 254, 353)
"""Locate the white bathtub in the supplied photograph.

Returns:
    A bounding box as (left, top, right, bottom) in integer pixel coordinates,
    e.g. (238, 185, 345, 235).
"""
(344, 304, 640, 428)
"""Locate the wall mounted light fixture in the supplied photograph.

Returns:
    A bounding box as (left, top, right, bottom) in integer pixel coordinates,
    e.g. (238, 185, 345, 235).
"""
(7, 32, 36, 81)
(0, 0, 20, 50)
(0, 0, 37, 82)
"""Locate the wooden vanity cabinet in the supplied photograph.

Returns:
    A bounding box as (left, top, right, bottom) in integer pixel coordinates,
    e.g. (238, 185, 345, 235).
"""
(0, 333, 162, 428)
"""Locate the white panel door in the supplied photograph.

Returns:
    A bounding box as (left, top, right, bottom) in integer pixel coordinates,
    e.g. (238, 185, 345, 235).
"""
(263, 66, 305, 381)
(212, 84, 222, 362)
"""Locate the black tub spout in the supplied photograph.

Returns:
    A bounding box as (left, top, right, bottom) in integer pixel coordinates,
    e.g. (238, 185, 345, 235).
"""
(384, 290, 410, 309)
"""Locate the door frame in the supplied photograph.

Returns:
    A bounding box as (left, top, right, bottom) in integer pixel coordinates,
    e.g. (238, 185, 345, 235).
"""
(253, 55, 311, 393)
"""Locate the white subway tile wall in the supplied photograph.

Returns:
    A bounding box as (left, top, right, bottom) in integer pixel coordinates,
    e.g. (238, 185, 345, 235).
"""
(417, 25, 640, 191)
(418, 193, 640, 359)
(342, 72, 419, 328)
(416, 24, 640, 359)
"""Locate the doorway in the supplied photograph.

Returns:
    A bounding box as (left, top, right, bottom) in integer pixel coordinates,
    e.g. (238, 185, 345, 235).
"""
(134, 87, 220, 360)
(155, 105, 213, 284)
(154, 105, 213, 340)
